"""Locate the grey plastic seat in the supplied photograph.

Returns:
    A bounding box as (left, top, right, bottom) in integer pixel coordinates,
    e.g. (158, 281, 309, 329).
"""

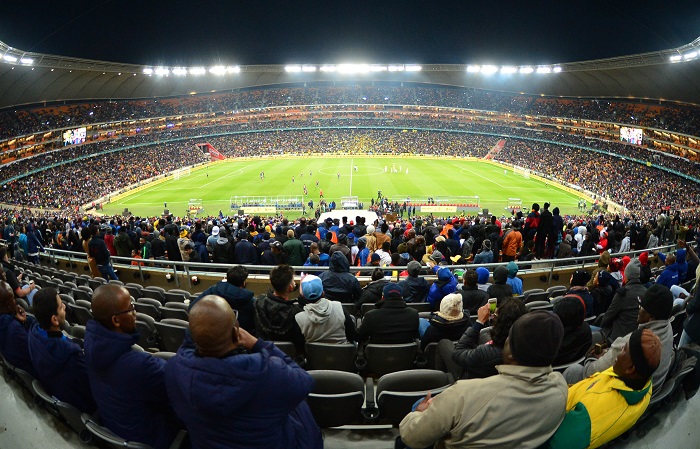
(547, 286, 568, 298)
(135, 298, 162, 321)
(32, 380, 93, 443)
(340, 303, 357, 317)
(125, 283, 144, 299)
(375, 369, 454, 426)
(153, 319, 189, 352)
(141, 287, 166, 304)
(525, 300, 553, 312)
(71, 301, 93, 326)
(81, 413, 155, 449)
(307, 370, 365, 428)
(272, 341, 297, 358)
(73, 286, 93, 302)
(304, 342, 358, 372)
(478, 326, 493, 345)
(135, 313, 159, 350)
(362, 343, 418, 377)
(164, 289, 190, 303)
(524, 291, 550, 304)
(552, 356, 585, 373)
(159, 306, 189, 321)
(406, 303, 432, 313)
(88, 278, 107, 291)
(522, 289, 545, 301)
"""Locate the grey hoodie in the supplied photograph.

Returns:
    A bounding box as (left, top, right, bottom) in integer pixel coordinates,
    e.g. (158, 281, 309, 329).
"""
(294, 298, 348, 343)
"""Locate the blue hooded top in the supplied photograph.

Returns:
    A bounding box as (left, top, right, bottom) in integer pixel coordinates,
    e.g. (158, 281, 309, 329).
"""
(27, 323, 96, 413)
(427, 267, 458, 309)
(165, 340, 321, 449)
(84, 320, 178, 449)
(0, 313, 36, 376)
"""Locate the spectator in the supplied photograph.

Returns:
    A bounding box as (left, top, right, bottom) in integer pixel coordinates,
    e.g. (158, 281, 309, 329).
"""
(294, 274, 357, 344)
(357, 283, 419, 344)
(655, 252, 680, 288)
(357, 268, 389, 308)
(420, 293, 470, 350)
(28, 287, 95, 413)
(427, 267, 458, 311)
(283, 230, 307, 267)
(88, 224, 118, 280)
(552, 295, 592, 366)
(114, 226, 132, 258)
(84, 285, 180, 449)
(318, 252, 362, 303)
(475, 266, 491, 292)
(600, 259, 646, 342)
(0, 281, 36, 376)
(398, 260, 430, 303)
(399, 311, 567, 449)
(472, 239, 494, 264)
(253, 265, 304, 352)
(566, 269, 594, 317)
(501, 220, 523, 262)
(194, 266, 255, 333)
(456, 269, 489, 315)
(0, 246, 37, 305)
(505, 261, 523, 295)
(487, 265, 513, 306)
(165, 295, 322, 449)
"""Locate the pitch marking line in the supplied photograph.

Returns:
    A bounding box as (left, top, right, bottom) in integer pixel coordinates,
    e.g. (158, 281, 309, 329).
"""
(452, 163, 508, 189)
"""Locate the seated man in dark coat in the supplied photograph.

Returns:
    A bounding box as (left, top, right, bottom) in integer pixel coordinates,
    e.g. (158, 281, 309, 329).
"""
(84, 284, 180, 449)
(28, 287, 95, 413)
(166, 295, 322, 449)
(398, 261, 430, 303)
(457, 269, 489, 315)
(357, 283, 419, 344)
(551, 294, 592, 366)
(0, 281, 36, 376)
(254, 265, 305, 352)
(193, 265, 255, 333)
(318, 252, 362, 303)
(486, 266, 513, 306)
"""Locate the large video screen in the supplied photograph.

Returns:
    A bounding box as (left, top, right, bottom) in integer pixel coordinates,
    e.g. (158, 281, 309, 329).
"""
(620, 127, 643, 145)
(62, 127, 87, 145)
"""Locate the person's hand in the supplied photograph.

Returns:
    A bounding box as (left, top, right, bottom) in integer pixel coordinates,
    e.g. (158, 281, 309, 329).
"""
(415, 392, 433, 412)
(477, 303, 490, 324)
(426, 260, 435, 269)
(236, 327, 258, 350)
(15, 305, 26, 322)
(677, 239, 687, 248)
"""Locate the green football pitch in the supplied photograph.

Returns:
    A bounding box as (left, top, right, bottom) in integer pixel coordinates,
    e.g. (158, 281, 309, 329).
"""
(101, 157, 586, 218)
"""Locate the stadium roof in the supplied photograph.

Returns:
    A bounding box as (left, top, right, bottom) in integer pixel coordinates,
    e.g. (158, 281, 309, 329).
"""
(1, 37, 699, 109)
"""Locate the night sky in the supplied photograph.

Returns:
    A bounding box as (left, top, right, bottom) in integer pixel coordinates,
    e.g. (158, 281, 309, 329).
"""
(1, 0, 699, 66)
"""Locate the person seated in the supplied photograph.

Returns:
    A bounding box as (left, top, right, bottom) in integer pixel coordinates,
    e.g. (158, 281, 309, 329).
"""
(564, 284, 674, 391)
(552, 295, 592, 366)
(318, 252, 362, 303)
(398, 261, 430, 303)
(356, 268, 389, 308)
(294, 275, 357, 344)
(457, 269, 489, 315)
(426, 267, 458, 311)
(0, 246, 37, 305)
(566, 269, 595, 317)
(399, 311, 567, 449)
(655, 251, 680, 289)
(0, 281, 36, 376)
(357, 283, 419, 344)
(505, 261, 523, 295)
(194, 265, 255, 333)
(165, 295, 322, 449)
(254, 265, 305, 352)
(444, 298, 527, 379)
(545, 329, 661, 449)
(84, 284, 180, 449)
(475, 266, 491, 292)
(600, 259, 646, 342)
(590, 270, 617, 314)
(28, 288, 95, 413)
(420, 293, 470, 350)
(487, 265, 513, 306)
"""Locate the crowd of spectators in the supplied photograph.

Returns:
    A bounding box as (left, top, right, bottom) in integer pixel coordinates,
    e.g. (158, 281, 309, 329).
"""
(1, 84, 699, 141)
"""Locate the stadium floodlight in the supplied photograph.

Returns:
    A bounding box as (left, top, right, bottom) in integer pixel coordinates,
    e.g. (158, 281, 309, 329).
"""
(19, 57, 33, 64)
(3, 55, 17, 63)
(155, 67, 170, 76)
(285, 65, 302, 72)
(519, 66, 534, 74)
(172, 68, 188, 76)
(320, 65, 337, 72)
(466, 65, 481, 73)
(481, 65, 498, 74)
(405, 65, 422, 71)
(190, 67, 206, 75)
(337, 64, 370, 73)
(302, 65, 317, 72)
(142, 68, 154, 75)
(370, 65, 388, 72)
(227, 66, 241, 73)
(670, 55, 682, 62)
(209, 66, 226, 75)
(500, 66, 517, 74)
(684, 52, 697, 60)
(552, 66, 562, 73)
(537, 66, 552, 74)
(388, 65, 404, 72)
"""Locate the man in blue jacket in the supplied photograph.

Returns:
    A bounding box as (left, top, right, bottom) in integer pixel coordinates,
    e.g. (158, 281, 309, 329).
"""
(655, 252, 680, 289)
(0, 282, 36, 376)
(28, 287, 96, 413)
(193, 265, 255, 333)
(165, 295, 322, 449)
(84, 284, 180, 449)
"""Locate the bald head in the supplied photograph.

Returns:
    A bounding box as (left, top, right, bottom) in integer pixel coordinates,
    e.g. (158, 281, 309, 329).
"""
(91, 284, 131, 329)
(189, 295, 237, 357)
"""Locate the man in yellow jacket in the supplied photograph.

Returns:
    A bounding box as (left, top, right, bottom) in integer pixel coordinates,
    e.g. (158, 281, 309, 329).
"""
(544, 328, 661, 449)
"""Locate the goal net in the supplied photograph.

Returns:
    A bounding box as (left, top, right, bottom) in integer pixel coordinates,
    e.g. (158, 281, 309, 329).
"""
(506, 198, 523, 212)
(188, 198, 203, 215)
(341, 196, 360, 209)
(173, 167, 191, 180)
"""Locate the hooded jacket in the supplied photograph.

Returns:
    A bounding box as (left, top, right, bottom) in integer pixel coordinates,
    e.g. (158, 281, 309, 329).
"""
(254, 292, 304, 351)
(427, 268, 458, 310)
(165, 340, 321, 449)
(357, 278, 389, 307)
(195, 282, 255, 333)
(600, 260, 646, 342)
(655, 261, 679, 289)
(357, 297, 419, 344)
(0, 313, 36, 376)
(544, 368, 651, 449)
(318, 252, 362, 303)
(84, 320, 178, 449)
(658, 248, 687, 284)
(587, 251, 611, 289)
(398, 276, 430, 303)
(505, 261, 523, 295)
(294, 297, 353, 343)
(27, 323, 95, 413)
(26, 223, 44, 255)
(487, 266, 513, 306)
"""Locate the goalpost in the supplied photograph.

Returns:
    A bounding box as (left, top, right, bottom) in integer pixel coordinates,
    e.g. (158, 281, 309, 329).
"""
(173, 167, 191, 180)
(506, 198, 523, 212)
(188, 198, 203, 215)
(341, 196, 360, 209)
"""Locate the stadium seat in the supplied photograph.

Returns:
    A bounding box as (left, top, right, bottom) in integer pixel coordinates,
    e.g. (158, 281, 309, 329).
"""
(1, 352, 37, 399)
(164, 289, 191, 303)
(135, 313, 159, 350)
(406, 303, 432, 313)
(552, 356, 585, 373)
(419, 342, 439, 370)
(73, 286, 93, 303)
(124, 283, 144, 299)
(81, 413, 188, 449)
(340, 303, 357, 317)
(87, 278, 106, 291)
(151, 352, 177, 361)
(360, 303, 378, 316)
(307, 370, 365, 428)
(159, 306, 189, 321)
(360, 343, 418, 377)
(153, 319, 189, 352)
(70, 301, 93, 326)
(272, 341, 296, 359)
(524, 290, 549, 304)
(69, 325, 86, 341)
(304, 342, 358, 372)
(141, 287, 166, 304)
(546, 286, 567, 298)
(32, 380, 92, 443)
(478, 326, 492, 345)
(135, 298, 162, 321)
(16, 297, 31, 313)
(374, 369, 453, 426)
(525, 300, 553, 312)
(59, 293, 75, 305)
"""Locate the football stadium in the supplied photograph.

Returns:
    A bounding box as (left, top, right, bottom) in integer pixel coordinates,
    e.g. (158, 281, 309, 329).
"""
(1, 3, 700, 448)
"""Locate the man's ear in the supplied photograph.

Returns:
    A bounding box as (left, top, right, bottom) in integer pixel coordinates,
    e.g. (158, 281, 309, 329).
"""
(231, 325, 240, 344)
(51, 314, 60, 328)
